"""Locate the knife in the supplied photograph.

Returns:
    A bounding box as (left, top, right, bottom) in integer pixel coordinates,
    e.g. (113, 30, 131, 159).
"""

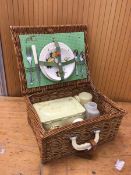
(31, 45, 41, 85)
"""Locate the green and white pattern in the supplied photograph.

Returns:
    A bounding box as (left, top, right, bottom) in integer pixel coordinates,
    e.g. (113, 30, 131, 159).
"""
(19, 32, 88, 88)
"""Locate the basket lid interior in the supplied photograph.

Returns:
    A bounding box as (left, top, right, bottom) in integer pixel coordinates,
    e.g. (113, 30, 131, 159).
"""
(10, 25, 89, 95)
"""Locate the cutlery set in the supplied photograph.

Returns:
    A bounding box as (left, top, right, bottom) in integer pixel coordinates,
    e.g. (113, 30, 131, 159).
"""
(73, 49, 85, 77)
(32, 45, 41, 85)
(26, 47, 33, 85)
(26, 45, 41, 85)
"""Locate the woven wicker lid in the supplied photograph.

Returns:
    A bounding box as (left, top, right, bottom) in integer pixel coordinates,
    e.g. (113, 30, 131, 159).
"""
(10, 25, 89, 95)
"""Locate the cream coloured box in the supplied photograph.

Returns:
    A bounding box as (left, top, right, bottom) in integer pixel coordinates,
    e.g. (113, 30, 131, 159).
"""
(33, 97, 85, 130)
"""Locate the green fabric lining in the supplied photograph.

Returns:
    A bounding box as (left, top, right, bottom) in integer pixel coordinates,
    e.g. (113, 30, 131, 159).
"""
(19, 32, 88, 88)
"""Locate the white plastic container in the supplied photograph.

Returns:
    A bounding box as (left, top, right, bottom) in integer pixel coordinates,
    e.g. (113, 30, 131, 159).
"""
(84, 102, 100, 119)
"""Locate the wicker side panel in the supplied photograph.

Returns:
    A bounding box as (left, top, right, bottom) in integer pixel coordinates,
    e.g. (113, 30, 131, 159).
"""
(29, 82, 93, 102)
(29, 82, 123, 116)
(25, 97, 45, 155)
(42, 115, 123, 163)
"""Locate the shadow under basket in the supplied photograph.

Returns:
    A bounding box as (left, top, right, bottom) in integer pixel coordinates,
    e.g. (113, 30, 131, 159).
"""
(10, 25, 126, 164)
(25, 81, 126, 163)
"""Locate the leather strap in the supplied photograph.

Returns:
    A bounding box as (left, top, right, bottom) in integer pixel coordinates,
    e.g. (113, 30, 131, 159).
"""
(39, 59, 75, 67)
(90, 139, 97, 150)
(54, 41, 64, 80)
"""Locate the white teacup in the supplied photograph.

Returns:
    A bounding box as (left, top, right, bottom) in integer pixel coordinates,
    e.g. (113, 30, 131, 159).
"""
(72, 118, 84, 123)
(74, 92, 92, 105)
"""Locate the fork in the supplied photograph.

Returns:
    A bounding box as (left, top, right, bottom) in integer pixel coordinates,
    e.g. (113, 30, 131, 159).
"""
(26, 47, 33, 85)
(79, 51, 85, 77)
(73, 49, 79, 76)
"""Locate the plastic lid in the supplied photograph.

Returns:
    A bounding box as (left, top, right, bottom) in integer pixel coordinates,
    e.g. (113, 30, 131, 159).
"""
(85, 102, 97, 110)
(79, 92, 92, 100)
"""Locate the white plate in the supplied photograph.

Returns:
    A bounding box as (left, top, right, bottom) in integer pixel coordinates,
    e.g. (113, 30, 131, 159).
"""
(40, 64, 54, 81)
(39, 42, 75, 81)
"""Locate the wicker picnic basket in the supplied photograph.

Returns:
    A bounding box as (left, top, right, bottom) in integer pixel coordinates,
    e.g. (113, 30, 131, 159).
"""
(10, 25, 126, 164)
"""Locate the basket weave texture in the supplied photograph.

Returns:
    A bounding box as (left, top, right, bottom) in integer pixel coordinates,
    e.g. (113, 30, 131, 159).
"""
(10, 25, 126, 163)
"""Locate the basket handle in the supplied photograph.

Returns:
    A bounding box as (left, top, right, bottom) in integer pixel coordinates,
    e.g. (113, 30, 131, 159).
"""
(70, 130, 100, 151)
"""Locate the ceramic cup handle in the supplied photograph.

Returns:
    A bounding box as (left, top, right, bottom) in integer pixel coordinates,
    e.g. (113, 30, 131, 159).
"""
(70, 130, 100, 151)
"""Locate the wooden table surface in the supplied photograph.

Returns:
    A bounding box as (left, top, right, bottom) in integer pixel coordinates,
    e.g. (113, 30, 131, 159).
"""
(0, 97, 131, 175)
